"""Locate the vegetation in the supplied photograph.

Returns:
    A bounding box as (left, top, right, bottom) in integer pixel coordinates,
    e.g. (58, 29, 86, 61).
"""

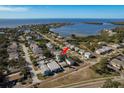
(71, 34, 76, 38)
(32, 60, 38, 66)
(43, 49, 53, 58)
(36, 39, 49, 47)
(91, 57, 117, 75)
(37, 74, 46, 80)
(20, 67, 31, 79)
(102, 79, 121, 88)
(83, 22, 103, 25)
(67, 26, 124, 52)
(111, 22, 124, 25)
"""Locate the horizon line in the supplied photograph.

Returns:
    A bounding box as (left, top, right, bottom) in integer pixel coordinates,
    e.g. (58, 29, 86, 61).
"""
(1, 18, 124, 19)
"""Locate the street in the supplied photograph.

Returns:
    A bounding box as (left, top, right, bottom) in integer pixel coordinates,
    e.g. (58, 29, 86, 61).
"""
(21, 43, 41, 83)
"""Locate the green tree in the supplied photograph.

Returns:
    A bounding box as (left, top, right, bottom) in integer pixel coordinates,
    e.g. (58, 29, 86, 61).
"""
(32, 60, 38, 66)
(43, 49, 53, 58)
(71, 34, 76, 38)
(102, 79, 121, 88)
(8, 59, 18, 68)
(20, 67, 30, 78)
(92, 57, 114, 75)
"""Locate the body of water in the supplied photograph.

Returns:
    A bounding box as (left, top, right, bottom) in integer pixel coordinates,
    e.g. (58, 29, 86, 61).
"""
(0, 18, 124, 36)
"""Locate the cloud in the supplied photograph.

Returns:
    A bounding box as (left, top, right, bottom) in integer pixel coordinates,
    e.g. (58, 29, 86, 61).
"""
(0, 6, 29, 12)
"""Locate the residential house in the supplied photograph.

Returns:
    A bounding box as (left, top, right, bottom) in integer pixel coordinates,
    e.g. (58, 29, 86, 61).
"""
(110, 44, 122, 49)
(109, 58, 124, 70)
(47, 59, 62, 73)
(98, 41, 107, 46)
(74, 47, 80, 52)
(30, 42, 43, 56)
(7, 42, 19, 60)
(103, 29, 116, 36)
(65, 58, 75, 66)
(70, 45, 75, 50)
(26, 36, 32, 41)
(78, 49, 85, 55)
(95, 46, 112, 55)
(46, 42, 53, 49)
(59, 61, 68, 68)
(84, 52, 93, 59)
(39, 62, 52, 76)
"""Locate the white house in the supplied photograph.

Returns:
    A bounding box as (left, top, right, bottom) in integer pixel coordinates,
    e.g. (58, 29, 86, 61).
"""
(78, 49, 85, 55)
(111, 44, 122, 49)
(46, 42, 53, 49)
(70, 45, 75, 50)
(65, 58, 75, 66)
(74, 47, 80, 52)
(95, 46, 112, 55)
(84, 52, 93, 59)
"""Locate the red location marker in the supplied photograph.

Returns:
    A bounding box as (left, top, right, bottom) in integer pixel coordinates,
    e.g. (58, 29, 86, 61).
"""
(61, 47, 69, 55)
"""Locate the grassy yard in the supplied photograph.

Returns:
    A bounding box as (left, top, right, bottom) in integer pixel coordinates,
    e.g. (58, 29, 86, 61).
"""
(37, 74, 46, 80)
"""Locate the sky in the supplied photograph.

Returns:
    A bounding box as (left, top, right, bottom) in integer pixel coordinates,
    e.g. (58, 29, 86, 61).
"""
(0, 5, 124, 19)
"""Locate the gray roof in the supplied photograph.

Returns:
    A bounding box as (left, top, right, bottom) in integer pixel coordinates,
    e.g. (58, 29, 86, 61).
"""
(7, 42, 18, 60)
(110, 59, 124, 68)
(95, 46, 112, 54)
(0, 32, 5, 34)
(47, 60, 61, 72)
(30, 42, 43, 55)
(59, 61, 68, 67)
(116, 55, 124, 61)
(39, 64, 51, 75)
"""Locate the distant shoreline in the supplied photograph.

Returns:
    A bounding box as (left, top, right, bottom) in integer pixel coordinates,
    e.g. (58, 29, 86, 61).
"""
(0, 19, 123, 37)
(82, 22, 103, 25)
(111, 22, 124, 25)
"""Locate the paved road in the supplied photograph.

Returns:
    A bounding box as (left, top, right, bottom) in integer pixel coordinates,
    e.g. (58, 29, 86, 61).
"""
(21, 43, 41, 84)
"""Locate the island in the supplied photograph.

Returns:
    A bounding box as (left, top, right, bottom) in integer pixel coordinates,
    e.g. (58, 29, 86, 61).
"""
(82, 22, 103, 25)
(111, 22, 124, 25)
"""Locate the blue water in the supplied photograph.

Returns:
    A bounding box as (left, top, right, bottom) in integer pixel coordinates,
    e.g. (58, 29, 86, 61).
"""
(0, 18, 124, 36)
(51, 23, 115, 36)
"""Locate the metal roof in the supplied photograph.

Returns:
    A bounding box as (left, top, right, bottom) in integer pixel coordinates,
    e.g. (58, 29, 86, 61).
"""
(47, 60, 61, 71)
